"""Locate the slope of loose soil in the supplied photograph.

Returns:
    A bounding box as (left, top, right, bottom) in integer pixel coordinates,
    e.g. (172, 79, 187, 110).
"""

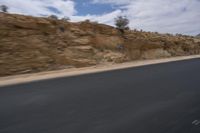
(0, 13, 200, 77)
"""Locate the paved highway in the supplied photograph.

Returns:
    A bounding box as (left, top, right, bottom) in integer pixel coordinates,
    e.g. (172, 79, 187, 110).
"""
(0, 59, 200, 133)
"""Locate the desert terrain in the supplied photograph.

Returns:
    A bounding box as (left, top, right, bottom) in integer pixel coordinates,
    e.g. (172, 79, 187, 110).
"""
(0, 13, 200, 77)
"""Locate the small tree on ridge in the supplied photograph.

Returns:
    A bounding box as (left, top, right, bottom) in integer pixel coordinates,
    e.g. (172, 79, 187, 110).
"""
(48, 15, 58, 20)
(115, 16, 129, 31)
(0, 5, 8, 12)
(62, 16, 70, 21)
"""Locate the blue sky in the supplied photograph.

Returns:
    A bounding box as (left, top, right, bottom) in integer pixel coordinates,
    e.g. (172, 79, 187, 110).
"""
(0, 0, 200, 35)
(75, 0, 115, 15)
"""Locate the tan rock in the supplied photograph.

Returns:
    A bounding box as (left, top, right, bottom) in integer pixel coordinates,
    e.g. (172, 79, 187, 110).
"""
(0, 12, 200, 77)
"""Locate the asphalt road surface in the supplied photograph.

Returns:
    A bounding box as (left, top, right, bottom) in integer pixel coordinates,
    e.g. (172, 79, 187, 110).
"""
(1, 59, 200, 133)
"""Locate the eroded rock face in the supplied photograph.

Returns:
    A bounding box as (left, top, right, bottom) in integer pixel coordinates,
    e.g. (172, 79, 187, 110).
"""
(141, 49, 171, 59)
(93, 35, 123, 50)
(0, 13, 200, 76)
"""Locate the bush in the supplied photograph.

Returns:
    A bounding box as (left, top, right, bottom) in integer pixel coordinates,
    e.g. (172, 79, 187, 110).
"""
(59, 26, 65, 32)
(61, 16, 70, 21)
(0, 5, 8, 12)
(48, 15, 58, 20)
(115, 16, 129, 31)
(91, 21, 98, 24)
(84, 19, 90, 23)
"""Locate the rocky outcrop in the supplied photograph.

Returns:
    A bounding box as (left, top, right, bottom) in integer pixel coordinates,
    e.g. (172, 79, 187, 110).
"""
(0, 13, 200, 76)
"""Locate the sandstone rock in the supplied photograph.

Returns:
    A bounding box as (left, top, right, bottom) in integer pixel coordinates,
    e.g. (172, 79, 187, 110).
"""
(0, 12, 199, 77)
(72, 37, 91, 45)
(141, 49, 171, 59)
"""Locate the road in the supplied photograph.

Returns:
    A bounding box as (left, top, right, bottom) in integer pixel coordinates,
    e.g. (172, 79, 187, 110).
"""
(0, 59, 200, 133)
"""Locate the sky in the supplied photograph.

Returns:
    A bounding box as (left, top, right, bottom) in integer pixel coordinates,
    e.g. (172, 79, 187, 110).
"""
(0, 0, 200, 35)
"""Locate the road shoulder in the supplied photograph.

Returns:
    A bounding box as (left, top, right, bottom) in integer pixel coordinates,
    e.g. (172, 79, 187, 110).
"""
(0, 55, 200, 87)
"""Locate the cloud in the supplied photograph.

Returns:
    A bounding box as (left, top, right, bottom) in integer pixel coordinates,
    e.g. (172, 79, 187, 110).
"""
(71, 10, 122, 25)
(92, 0, 132, 5)
(92, 0, 200, 35)
(0, 0, 76, 17)
(0, 0, 199, 35)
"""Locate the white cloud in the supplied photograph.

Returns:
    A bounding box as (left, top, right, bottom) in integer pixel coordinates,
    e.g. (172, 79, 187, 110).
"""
(0, 0, 199, 35)
(92, 0, 132, 5)
(92, 0, 200, 35)
(0, 0, 76, 17)
(71, 10, 122, 25)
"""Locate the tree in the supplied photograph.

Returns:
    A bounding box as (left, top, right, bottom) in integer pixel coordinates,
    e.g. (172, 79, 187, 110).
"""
(48, 15, 58, 20)
(0, 5, 8, 12)
(84, 19, 90, 23)
(61, 16, 70, 21)
(115, 16, 129, 31)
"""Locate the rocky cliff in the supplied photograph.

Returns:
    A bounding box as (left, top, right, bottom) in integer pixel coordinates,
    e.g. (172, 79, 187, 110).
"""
(0, 13, 200, 76)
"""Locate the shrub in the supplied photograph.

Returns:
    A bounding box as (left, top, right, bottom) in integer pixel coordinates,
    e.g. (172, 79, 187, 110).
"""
(84, 19, 90, 23)
(59, 26, 65, 32)
(0, 5, 8, 12)
(92, 21, 98, 24)
(61, 16, 70, 21)
(48, 15, 58, 20)
(114, 16, 129, 31)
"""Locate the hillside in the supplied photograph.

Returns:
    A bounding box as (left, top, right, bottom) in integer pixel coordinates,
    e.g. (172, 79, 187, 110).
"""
(0, 13, 200, 77)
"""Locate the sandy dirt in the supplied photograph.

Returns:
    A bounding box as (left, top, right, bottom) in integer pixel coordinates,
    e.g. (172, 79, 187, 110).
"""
(0, 55, 200, 87)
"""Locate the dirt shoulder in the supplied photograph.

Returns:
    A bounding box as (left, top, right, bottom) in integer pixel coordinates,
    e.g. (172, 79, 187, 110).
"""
(0, 55, 200, 87)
